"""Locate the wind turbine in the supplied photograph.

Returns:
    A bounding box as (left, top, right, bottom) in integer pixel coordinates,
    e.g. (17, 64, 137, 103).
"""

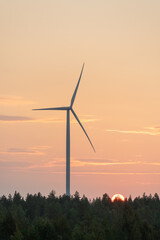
(33, 63, 95, 196)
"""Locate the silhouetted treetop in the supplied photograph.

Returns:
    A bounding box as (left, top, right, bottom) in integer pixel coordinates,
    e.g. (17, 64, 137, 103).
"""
(0, 191, 159, 240)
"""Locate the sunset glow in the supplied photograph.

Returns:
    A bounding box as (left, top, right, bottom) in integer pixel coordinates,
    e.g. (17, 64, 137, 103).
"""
(111, 194, 125, 202)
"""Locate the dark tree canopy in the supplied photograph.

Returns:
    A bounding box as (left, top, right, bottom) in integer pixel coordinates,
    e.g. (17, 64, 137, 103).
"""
(0, 191, 160, 240)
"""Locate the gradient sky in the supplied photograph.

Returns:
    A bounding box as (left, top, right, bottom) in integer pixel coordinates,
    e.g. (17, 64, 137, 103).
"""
(1, 0, 160, 199)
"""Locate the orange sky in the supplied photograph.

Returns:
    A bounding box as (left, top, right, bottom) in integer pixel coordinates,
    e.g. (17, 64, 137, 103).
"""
(1, 0, 160, 199)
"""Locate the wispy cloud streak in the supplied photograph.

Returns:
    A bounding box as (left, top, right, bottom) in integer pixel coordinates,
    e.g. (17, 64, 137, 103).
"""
(0, 146, 50, 156)
(72, 159, 139, 167)
(0, 95, 33, 105)
(0, 114, 99, 124)
(0, 115, 63, 123)
(13, 171, 160, 175)
(0, 115, 34, 122)
(70, 172, 160, 175)
(20, 158, 160, 169)
(106, 127, 160, 136)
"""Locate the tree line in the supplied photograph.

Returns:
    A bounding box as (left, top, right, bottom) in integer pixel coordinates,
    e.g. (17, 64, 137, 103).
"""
(0, 191, 160, 240)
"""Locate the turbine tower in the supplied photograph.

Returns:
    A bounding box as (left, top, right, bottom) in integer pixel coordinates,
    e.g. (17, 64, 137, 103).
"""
(33, 63, 95, 196)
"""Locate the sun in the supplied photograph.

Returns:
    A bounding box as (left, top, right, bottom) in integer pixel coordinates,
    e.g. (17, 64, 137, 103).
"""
(111, 193, 125, 202)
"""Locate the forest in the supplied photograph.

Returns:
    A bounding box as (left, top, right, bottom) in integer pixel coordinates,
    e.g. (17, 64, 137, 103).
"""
(0, 191, 160, 240)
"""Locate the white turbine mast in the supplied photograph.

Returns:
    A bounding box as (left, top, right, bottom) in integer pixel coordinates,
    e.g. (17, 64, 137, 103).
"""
(33, 63, 95, 196)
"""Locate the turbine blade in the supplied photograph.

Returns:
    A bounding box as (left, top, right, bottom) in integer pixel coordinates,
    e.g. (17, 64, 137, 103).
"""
(71, 109, 95, 152)
(32, 107, 70, 111)
(70, 63, 85, 108)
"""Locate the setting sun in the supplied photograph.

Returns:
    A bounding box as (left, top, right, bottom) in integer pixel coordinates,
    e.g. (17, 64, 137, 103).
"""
(111, 194, 125, 202)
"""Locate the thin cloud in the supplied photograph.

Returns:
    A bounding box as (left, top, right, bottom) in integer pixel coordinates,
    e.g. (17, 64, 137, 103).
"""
(72, 114, 100, 124)
(32, 146, 51, 150)
(0, 115, 34, 122)
(146, 126, 160, 130)
(70, 172, 160, 175)
(72, 158, 160, 167)
(0, 95, 33, 105)
(0, 114, 99, 124)
(76, 158, 113, 163)
(106, 127, 160, 136)
(72, 118, 99, 123)
(18, 171, 160, 175)
(22, 158, 160, 169)
(1, 156, 160, 175)
(0, 161, 31, 168)
(72, 159, 139, 167)
(0, 146, 49, 155)
(28, 158, 65, 169)
(145, 162, 160, 166)
(15, 159, 136, 170)
(5, 166, 160, 175)
(0, 114, 63, 123)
